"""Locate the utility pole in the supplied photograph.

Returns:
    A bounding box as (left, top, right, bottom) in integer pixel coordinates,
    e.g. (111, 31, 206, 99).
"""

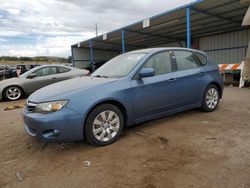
(95, 23, 98, 37)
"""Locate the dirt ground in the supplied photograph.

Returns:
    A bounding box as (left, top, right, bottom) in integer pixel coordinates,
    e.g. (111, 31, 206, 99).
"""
(0, 87, 250, 188)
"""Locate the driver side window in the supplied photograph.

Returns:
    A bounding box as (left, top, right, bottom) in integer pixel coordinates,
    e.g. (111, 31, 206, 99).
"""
(143, 51, 172, 75)
(33, 67, 57, 77)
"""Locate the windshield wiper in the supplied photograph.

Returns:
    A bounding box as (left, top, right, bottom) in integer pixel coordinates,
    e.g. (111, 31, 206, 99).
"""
(92, 75, 110, 78)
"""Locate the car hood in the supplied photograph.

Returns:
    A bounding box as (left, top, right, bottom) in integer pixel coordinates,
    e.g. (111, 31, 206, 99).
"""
(28, 76, 118, 102)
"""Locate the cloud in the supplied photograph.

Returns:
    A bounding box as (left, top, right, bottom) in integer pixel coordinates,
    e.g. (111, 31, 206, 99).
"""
(0, 34, 96, 57)
(0, 31, 23, 37)
(0, 0, 194, 57)
(6, 8, 21, 15)
(0, 38, 7, 42)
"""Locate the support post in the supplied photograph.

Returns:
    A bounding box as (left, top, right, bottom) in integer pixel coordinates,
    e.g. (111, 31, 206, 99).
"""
(186, 7, 191, 48)
(89, 40, 94, 72)
(121, 30, 125, 53)
(71, 46, 74, 67)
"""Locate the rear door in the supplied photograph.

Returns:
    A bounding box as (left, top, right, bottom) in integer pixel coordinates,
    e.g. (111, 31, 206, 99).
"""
(131, 51, 178, 120)
(55, 66, 73, 82)
(173, 50, 207, 108)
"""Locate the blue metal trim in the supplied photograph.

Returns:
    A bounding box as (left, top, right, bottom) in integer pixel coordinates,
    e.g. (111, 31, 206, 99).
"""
(89, 40, 94, 71)
(186, 7, 191, 48)
(122, 30, 125, 53)
(133, 7, 246, 39)
(125, 29, 181, 41)
(93, 39, 145, 49)
(190, 7, 241, 25)
(196, 28, 249, 39)
(81, 46, 120, 52)
(203, 46, 248, 52)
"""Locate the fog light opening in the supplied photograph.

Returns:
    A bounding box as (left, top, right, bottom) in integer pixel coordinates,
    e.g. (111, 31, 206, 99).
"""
(42, 129, 60, 138)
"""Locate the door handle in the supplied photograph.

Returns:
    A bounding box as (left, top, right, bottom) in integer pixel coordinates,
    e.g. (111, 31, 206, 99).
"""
(199, 72, 206, 76)
(52, 77, 57, 80)
(168, 78, 176, 82)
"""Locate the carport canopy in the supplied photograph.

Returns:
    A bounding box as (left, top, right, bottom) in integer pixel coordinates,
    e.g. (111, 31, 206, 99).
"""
(71, 0, 250, 69)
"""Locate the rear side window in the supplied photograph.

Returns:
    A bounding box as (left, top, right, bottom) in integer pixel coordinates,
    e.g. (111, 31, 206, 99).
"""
(194, 52, 207, 66)
(34, 67, 57, 77)
(58, 67, 71, 73)
(143, 51, 172, 75)
(174, 51, 201, 71)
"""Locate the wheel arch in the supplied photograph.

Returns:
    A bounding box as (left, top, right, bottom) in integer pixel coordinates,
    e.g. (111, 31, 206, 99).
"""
(208, 82, 222, 98)
(83, 99, 128, 134)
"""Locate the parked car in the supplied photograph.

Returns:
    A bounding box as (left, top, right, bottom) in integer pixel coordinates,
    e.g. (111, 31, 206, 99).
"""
(3, 64, 40, 79)
(16, 64, 41, 75)
(0, 65, 10, 80)
(0, 66, 6, 80)
(23, 48, 224, 146)
(0, 65, 89, 101)
(14, 64, 41, 77)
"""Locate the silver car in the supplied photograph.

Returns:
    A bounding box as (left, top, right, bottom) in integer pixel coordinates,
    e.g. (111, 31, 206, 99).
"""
(0, 65, 89, 101)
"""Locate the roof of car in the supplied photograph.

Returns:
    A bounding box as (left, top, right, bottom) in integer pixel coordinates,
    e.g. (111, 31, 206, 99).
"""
(37, 64, 71, 68)
(25, 64, 73, 72)
(126, 47, 206, 55)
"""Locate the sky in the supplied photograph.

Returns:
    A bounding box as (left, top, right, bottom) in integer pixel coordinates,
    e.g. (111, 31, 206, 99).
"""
(0, 0, 194, 57)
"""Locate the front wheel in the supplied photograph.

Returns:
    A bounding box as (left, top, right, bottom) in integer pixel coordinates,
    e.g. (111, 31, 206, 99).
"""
(3, 86, 23, 101)
(85, 104, 124, 146)
(201, 84, 220, 112)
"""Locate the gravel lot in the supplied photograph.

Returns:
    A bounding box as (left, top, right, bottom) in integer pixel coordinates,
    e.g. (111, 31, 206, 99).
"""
(0, 87, 250, 188)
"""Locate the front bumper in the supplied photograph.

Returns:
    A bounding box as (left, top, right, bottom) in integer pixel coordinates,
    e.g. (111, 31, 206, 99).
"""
(23, 106, 84, 142)
(0, 88, 3, 100)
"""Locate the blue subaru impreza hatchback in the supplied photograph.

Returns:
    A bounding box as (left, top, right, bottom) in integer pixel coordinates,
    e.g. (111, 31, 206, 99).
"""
(23, 48, 223, 146)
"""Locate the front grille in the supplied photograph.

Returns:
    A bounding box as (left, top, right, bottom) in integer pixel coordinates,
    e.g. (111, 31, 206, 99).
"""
(26, 101, 37, 112)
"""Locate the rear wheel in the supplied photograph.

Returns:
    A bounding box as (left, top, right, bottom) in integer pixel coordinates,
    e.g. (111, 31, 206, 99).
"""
(201, 84, 220, 112)
(3, 86, 23, 101)
(85, 104, 124, 146)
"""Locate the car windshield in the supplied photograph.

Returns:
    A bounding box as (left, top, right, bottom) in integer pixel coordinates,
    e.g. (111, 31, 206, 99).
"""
(91, 53, 146, 78)
(19, 67, 39, 78)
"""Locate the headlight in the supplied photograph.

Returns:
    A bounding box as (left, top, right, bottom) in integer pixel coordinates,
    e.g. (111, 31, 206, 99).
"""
(34, 100, 68, 114)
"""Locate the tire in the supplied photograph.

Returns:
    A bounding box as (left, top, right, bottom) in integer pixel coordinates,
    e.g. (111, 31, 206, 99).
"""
(85, 104, 124, 146)
(201, 84, 220, 112)
(3, 86, 23, 101)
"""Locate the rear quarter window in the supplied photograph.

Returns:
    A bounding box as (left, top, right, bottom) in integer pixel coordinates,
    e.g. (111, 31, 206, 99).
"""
(174, 50, 201, 71)
(58, 67, 71, 73)
(194, 52, 207, 66)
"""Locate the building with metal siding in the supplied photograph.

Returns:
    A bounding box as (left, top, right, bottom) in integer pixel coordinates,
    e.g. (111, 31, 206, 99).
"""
(71, 0, 250, 71)
(200, 29, 250, 64)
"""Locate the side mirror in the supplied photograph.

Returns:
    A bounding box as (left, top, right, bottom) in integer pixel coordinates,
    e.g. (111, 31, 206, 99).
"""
(139, 68, 155, 78)
(27, 73, 36, 79)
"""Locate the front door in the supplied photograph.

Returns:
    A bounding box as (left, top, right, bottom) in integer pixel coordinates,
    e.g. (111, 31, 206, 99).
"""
(24, 66, 58, 93)
(131, 51, 178, 120)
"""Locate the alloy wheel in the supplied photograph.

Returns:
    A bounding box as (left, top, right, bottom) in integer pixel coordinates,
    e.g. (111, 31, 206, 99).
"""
(92, 110, 120, 142)
(206, 88, 219, 109)
(6, 87, 21, 100)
